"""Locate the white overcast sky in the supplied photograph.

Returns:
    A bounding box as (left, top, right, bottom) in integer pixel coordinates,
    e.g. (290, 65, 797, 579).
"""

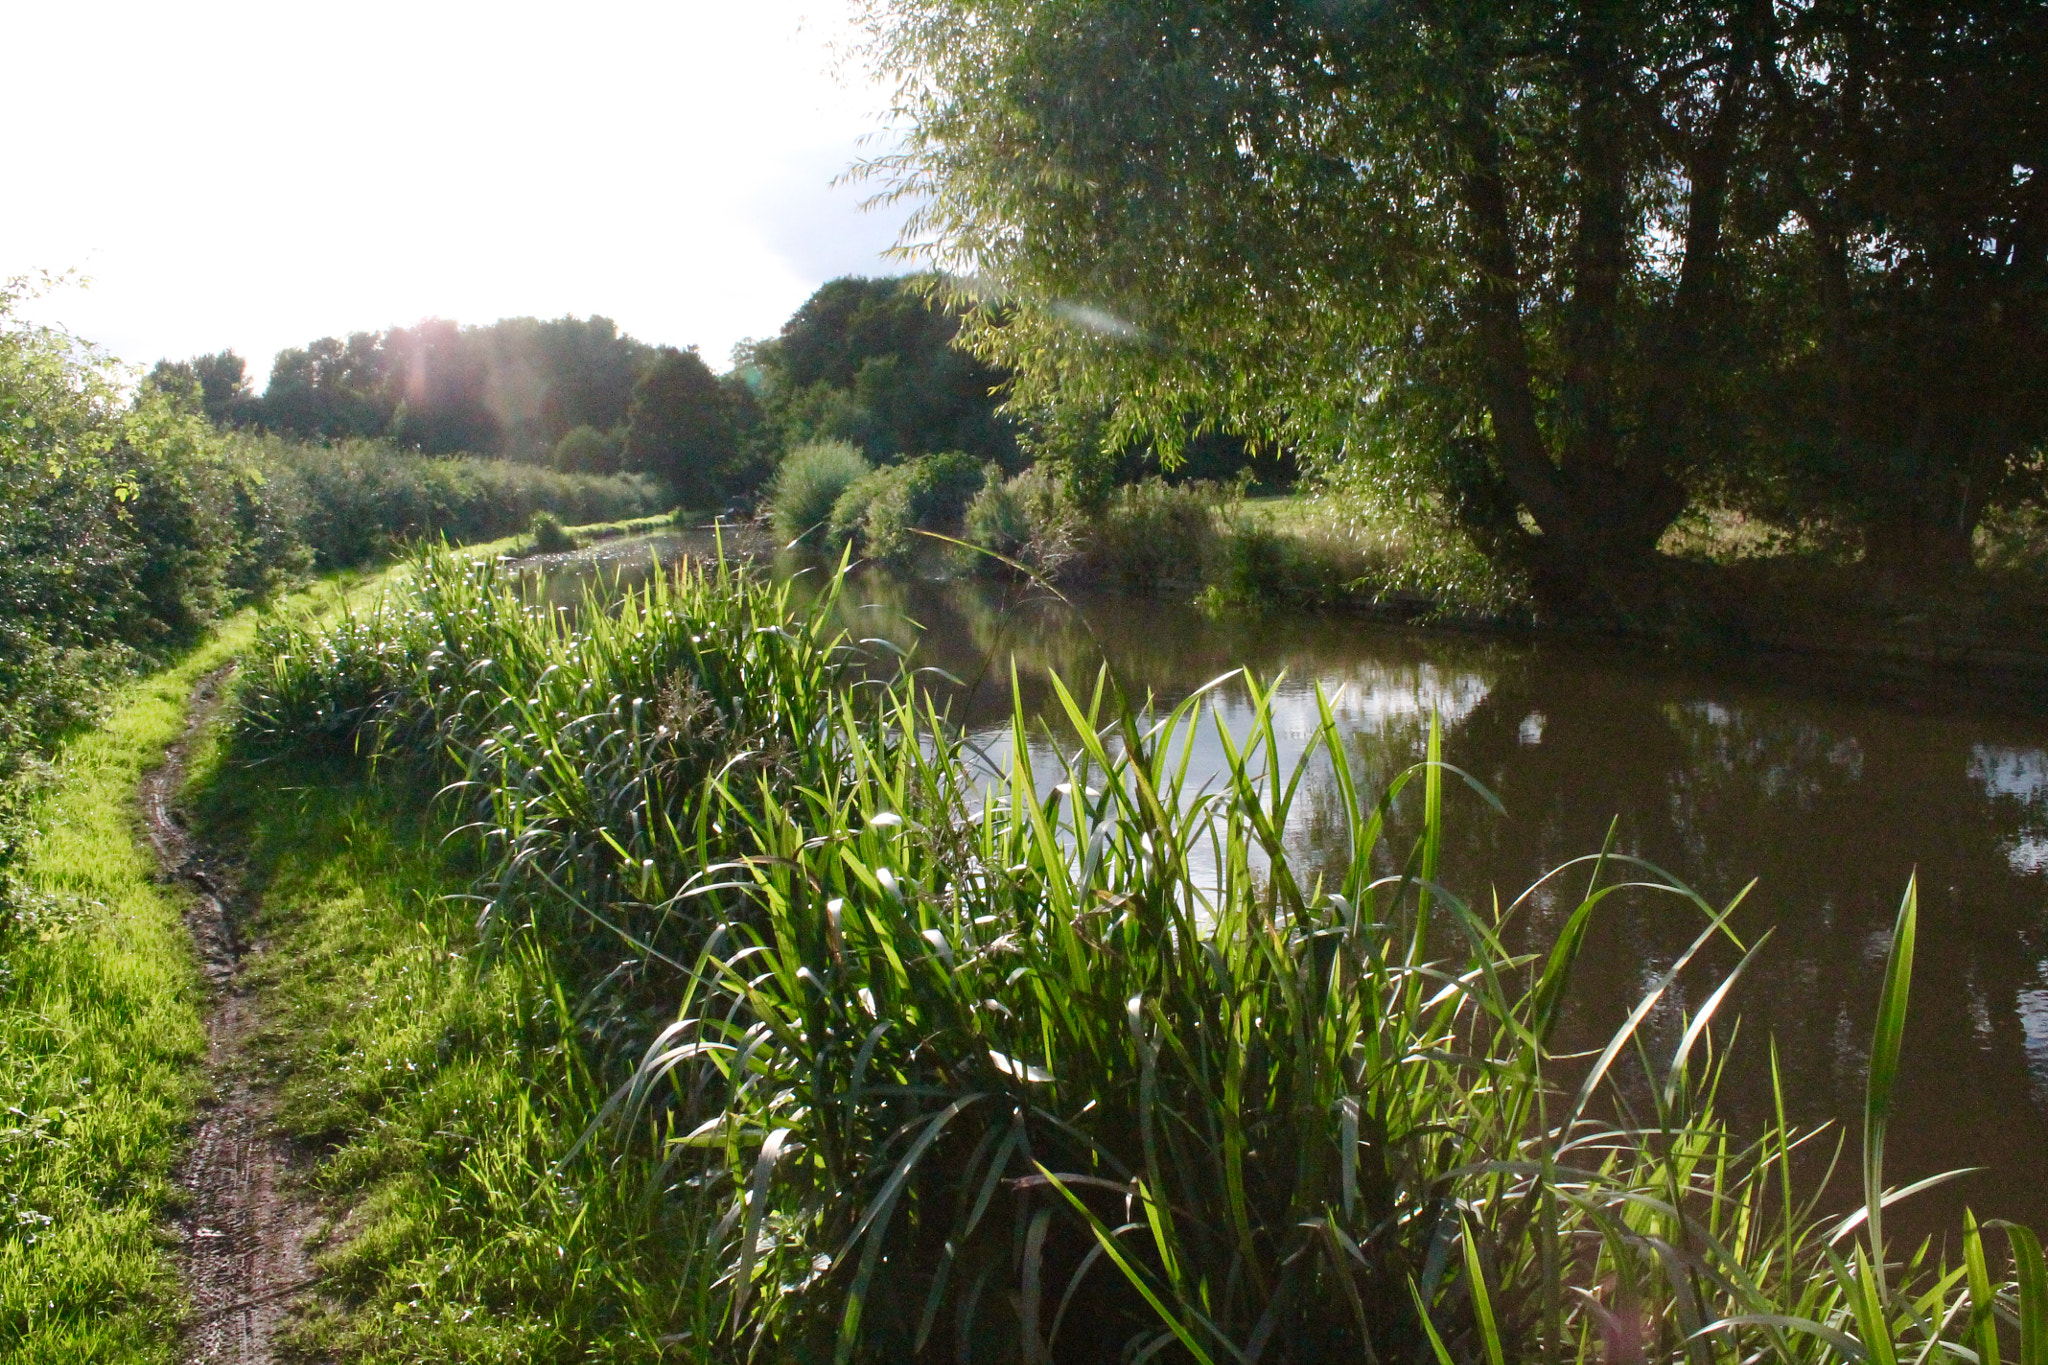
(2, 0, 914, 384)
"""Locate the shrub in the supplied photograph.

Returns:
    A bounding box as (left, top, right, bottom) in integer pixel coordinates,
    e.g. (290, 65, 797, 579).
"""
(964, 464, 1082, 576)
(529, 511, 576, 554)
(551, 424, 624, 475)
(1226, 493, 1532, 619)
(829, 451, 986, 563)
(768, 440, 870, 545)
(0, 290, 303, 779)
(1074, 477, 1226, 587)
(235, 433, 662, 568)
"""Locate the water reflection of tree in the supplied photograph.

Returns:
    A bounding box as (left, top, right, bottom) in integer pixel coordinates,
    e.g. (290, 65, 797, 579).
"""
(789, 564, 2048, 1235)
(1297, 647, 2048, 1238)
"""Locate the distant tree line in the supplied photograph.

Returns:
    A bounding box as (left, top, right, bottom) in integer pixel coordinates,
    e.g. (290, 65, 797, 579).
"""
(148, 316, 656, 460)
(150, 276, 1076, 514)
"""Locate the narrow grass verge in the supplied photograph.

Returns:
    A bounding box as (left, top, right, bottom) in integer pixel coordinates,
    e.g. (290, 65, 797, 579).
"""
(183, 752, 714, 1362)
(0, 546, 523, 1362)
(0, 613, 267, 1363)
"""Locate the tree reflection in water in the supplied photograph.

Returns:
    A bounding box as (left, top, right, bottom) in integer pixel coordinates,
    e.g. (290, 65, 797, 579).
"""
(536, 541, 2048, 1244)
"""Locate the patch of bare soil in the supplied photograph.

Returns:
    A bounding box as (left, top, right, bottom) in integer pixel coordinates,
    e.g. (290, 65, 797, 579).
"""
(142, 667, 321, 1364)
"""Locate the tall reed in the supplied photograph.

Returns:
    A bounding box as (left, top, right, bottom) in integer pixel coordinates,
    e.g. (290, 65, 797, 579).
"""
(237, 547, 2044, 1365)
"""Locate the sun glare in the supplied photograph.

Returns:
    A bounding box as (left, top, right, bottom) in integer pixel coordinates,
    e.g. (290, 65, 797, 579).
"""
(0, 0, 909, 378)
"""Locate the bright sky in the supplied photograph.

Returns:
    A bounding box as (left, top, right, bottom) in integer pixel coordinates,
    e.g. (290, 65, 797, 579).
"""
(2, 0, 914, 383)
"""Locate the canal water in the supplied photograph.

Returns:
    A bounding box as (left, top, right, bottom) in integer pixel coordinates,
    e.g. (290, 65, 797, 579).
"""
(534, 535, 2048, 1243)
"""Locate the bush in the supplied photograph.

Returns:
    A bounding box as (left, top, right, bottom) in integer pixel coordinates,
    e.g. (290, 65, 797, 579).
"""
(828, 451, 986, 563)
(551, 424, 624, 475)
(529, 511, 576, 554)
(768, 439, 870, 544)
(0, 291, 302, 778)
(1216, 493, 1532, 619)
(1074, 477, 1227, 587)
(235, 433, 663, 568)
(964, 464, 1082, 576)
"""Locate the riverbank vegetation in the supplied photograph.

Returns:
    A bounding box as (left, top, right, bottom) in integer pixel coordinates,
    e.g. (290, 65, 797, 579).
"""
(862, 0, 2047, 624)
(146, 244, 2048, 663)
(0, 284, 661, 810)
(203, 546, 2044, 1362)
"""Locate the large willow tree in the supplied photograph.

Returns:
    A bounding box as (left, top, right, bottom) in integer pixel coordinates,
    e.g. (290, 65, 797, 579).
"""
(862, 0, 2046, 604)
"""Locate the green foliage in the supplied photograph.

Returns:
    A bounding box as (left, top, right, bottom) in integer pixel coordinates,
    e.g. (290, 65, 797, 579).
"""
(1721, 1, 2048, 573)
(528, 510, 576, 555)
(549, 422, 623, 474)
(964, 464, 1083, 574)
(235, 432, 662, 569)
(257, 331, 397, 443)
(1075, 478, 1228, 590)
(0, 286, 301, 794)
(0, 615, 260, 1364)
(828, 450, 987, 562)
(747, 275, 1016, 466)
(143, 350, 254, 427)
(621, 346, 766, 509)
(234, 553, 851, 978)
(863, 0, 2048, 599)
(238, 550, 2038, 1364)
(768, 439, 871, 544)
(244, 314, 655, 459)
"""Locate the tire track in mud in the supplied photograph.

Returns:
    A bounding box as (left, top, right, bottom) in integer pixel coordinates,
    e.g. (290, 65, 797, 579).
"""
(142, 666, 320, 1364)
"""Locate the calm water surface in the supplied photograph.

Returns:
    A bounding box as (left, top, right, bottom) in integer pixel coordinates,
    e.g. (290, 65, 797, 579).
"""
(540, 536, 2048, 1240)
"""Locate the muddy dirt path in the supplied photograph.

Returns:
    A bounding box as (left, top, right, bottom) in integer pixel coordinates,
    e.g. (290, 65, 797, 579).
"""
(142, 666, 319, 1364)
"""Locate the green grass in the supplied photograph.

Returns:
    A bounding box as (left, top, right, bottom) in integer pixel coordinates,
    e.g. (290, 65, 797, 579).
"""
(0, 515, 706, 1359)
(0, 543, 538, 1363)
(184, 749, 718, 1361)
(0, 611, 269, 1362)
(224, 547, 2046, 1364)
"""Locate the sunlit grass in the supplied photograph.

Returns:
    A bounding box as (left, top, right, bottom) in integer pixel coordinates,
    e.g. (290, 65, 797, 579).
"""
(229, 547, 2047, 1363)
(0, 614, 266, 1362)
(180, 755, 723, 1361)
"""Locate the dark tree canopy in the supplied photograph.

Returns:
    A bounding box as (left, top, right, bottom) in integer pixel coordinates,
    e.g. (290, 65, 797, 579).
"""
(748, 275, 1017, 466)
(470, 314, 654, 457)
(261, 331, 393, 442)
(384, 319, 501, 456)
(622, 347, 766, 509)
(174, 315, 656, 460)
(1740, 0, 2048, 573)
(865, 0, 2048, 600)
(146, 350, 255, 427)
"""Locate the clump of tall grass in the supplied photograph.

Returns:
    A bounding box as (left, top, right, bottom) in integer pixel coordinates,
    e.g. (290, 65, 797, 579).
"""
(1074, 477, 1229, 588)
(643, 675, 2037, 1364)
(769, 440, 871, 546)
(528, 510, 577, 554)
(239, 548, 2043, 1365)
(237, 549, 861, 970)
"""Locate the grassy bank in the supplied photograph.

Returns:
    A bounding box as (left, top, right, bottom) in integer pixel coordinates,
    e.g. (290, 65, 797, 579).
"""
(0, 613, 268, 1362)
(220, 546, 2044, 1364)
(181, 755, 710, 1360)
(0, 521, 641, 1361)
(1043, 486, 2048, 683)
